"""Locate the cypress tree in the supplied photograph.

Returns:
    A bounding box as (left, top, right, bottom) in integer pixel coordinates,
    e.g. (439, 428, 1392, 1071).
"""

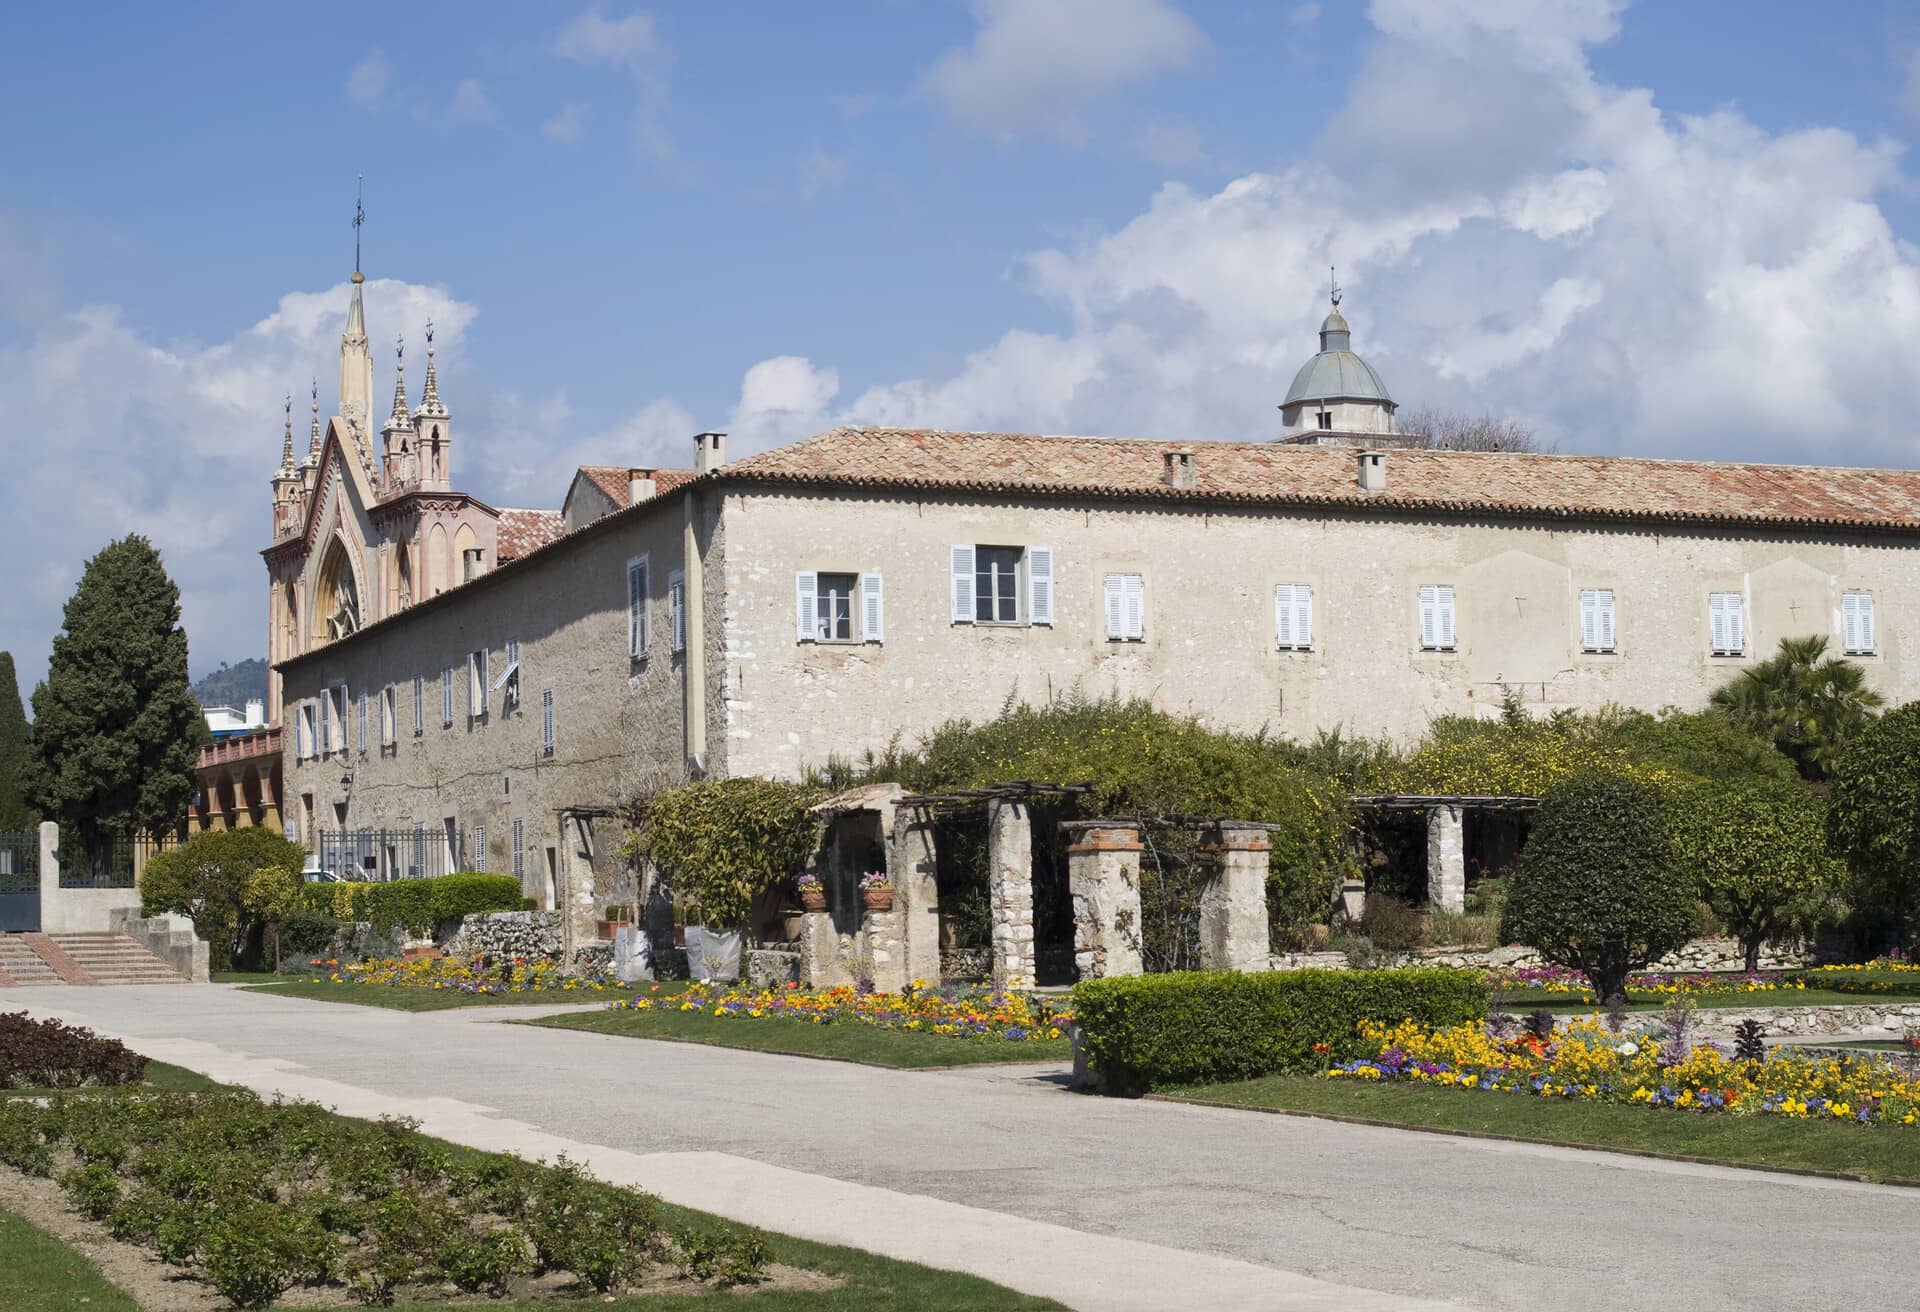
(24, 537, 208, 865)
(0, 652, 32, 831)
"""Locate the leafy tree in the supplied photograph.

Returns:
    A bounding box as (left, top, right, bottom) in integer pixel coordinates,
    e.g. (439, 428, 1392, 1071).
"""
(0, 652, 33, 831)
(1667, 778, 1842, 971)
(1709, 635, 1883, 780)
(24, 537, 208, 870)
(247, 865, 301, 971)
(1498, 773, 1696, 1005)
(626, 778, 825, 926)
(140, 829, 306, 967)
(1827, 701, 1920, 942)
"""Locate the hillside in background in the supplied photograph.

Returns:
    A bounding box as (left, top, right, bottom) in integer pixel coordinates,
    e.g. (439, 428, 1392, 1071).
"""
(190, 657, 268, 709)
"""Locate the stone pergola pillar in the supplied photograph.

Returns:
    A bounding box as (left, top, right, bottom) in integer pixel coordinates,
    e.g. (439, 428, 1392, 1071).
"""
(1197, 822, 1271, 972)
(986, 799, 1035, 986)
(1064, 821, 1144, 980)
(1427, 804, 1465, 914)
(888, 809, 940, 986)
(257, 765, 281, 833)
(228, 772, 254, 828)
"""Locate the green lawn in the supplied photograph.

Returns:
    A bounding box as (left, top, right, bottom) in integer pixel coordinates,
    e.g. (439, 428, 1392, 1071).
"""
(531, 1007, 1072, 1069)
(238, 978, 637, 1011)
(1158, 1073, 1920, 1183)
(0, 1060, 216, 1100)
(0, 1207, 142, 1312)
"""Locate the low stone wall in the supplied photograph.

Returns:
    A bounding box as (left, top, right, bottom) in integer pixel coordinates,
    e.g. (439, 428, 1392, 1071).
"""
(941, 947, 991, 981)
(1271, 938, 1819, 975)
(441, 910, 564, 959)
(108, 908, 209, 983)
(1651, 1003, 1920, 1039)
(748, 949, 800, 988)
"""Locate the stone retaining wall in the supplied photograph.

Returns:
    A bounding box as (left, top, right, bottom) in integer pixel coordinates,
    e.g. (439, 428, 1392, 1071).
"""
(1646, 1003, 1920, 1039)
(1271, 937, 1818, 975)
(442, 910, 565, 959)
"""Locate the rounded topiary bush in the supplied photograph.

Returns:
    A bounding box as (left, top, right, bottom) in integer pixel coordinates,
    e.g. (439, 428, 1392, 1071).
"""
(1498, 772, 1695, 1004)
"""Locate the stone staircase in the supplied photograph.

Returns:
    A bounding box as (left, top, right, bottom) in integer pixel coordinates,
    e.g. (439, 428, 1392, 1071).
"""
(0, 934, 65, 987)
(0, 932, 190, 986)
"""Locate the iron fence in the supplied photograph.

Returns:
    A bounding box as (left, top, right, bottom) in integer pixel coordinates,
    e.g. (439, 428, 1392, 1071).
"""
(0, 832, 37, 895)
(59, 834, 138, 889)
(311, 829, 467, 882)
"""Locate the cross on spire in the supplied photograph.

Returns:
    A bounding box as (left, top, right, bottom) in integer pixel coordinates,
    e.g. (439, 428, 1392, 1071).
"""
(354, 175, 365, 277)
(1329, 266, 1342, 308)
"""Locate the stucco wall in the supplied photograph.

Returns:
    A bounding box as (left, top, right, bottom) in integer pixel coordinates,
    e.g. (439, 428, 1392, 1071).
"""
(717, 487, 1920, 778)
(278, 499, 697, 922)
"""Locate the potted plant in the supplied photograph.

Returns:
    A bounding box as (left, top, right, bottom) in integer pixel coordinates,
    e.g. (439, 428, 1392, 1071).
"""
(860, 871, 894, 912)
(795, 871, 827, 912)
(597, 903, 633, 941)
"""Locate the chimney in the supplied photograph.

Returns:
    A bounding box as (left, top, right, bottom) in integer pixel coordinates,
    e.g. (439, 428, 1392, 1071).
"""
(1357, 450, 1387, 493)
(693, 431, 727, 475)
(627, 468, 657, 503)
(1162, 446, 1196, 490)
(244, 698, 265, 728)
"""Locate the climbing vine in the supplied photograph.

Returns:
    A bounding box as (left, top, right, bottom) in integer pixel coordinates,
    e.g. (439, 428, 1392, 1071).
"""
(623, 778, 825, 926)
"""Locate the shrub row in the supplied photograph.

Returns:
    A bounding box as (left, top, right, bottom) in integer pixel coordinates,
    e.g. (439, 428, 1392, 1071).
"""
(0, 1087, 769, 1308)
(0, 1011, 148, 1089)
(1787, 969, 1920, 997)
(1071, 967, 1490, 1095)
(295, 873, 524, 936)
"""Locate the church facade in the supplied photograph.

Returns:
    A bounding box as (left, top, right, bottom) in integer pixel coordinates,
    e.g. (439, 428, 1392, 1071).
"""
(269, 284, 1920, 935)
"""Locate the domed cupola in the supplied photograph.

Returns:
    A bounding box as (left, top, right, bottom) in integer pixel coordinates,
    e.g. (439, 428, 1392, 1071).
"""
(1278, 275, 1397, 441)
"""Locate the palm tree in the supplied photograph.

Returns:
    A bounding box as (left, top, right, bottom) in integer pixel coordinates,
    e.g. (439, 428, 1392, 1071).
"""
(1709, 635, 1884, 780)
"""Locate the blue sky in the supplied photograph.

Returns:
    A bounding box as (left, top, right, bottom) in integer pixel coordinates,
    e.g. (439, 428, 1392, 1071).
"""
(8, 0, 1920, 694)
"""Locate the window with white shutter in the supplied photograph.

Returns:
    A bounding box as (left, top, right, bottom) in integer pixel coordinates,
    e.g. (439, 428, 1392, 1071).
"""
(794, 570, 819, 642)
(412, 674, 424, 736)
(1027, 546, 1054, 625)
(497, 639, 521, 710)
(1103, 573, 1144, 641)
(1419, 585, 1455, 651)
(542, 689, 555, 755)
(1274, 583, 1313, 650)
(627, 554, 650, 661)
(320, 689, 333, 754)
(860, 571, 884, 642)
(1709, 592, 1744, 656)
(668, 570, 686, 653)
(358, 690, 368, 752)
(381, 687, 396, 746)
(949, 545, 976, 623)
(441, 666, 453, 728)
(1579, 588, 1616, 653)
(473, 824, 486, 874)
(1842, 591, 1875, 655)
(513, 819, 525, 880)
(467, 650, 487, 721)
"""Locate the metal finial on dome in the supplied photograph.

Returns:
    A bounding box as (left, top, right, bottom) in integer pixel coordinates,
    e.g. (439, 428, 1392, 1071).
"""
(386, 334, 413, 430)
(416, 317, 447, 418)
(1330, 265, 1342, 308)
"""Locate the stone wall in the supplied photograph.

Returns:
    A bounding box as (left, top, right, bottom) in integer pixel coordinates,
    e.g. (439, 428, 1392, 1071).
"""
(1270, 937, 1820, 974)
(442, 910, 565, 959)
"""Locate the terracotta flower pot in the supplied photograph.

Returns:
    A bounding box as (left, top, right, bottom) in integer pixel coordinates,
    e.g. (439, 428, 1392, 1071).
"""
(800, 889, 827, 912)
(862, 888, 894, 912)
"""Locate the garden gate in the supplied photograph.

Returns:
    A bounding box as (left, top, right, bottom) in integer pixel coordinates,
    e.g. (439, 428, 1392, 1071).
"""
(0, 831, 39, 932)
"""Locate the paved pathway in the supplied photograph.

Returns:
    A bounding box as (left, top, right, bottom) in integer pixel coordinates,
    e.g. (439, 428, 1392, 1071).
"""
(6, 984, 1917, 1312)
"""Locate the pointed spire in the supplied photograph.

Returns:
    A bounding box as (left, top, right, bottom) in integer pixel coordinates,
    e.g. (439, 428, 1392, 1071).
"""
(415, 319, 447, 419)
(306, 378, 321, 465)
(279, 394, 296, 472)
(386, 334, 414, 431)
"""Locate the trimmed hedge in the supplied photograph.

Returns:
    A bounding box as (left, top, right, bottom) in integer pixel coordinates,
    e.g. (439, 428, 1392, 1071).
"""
(295, 873, 523, 936)
(0, 1011, 148, 1089)
(1071, 967, 1490, 1095)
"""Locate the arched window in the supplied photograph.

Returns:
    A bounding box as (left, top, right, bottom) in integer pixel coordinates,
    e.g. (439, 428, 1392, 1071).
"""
(315, 538, 361, 642)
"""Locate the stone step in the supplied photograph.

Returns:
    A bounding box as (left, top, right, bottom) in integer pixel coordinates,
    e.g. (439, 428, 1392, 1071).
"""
(46, 933, 187, 984)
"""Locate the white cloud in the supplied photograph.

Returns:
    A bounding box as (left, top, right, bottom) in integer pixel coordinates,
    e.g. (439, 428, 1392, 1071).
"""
(554, 5, 673, 164)
(1499, 168, 1611, 240)
(920, 0, 1207, 143)
(345, 51, 390, 111)
(542, 102, 590, 143)
(446, 79, 497, 125)
(728, 357, 841, 453)
(794, 146, 851, 203)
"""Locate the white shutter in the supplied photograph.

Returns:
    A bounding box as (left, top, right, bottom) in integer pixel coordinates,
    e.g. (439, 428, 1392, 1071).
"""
(668, 571, 686, 653)
(1437, 586, 1456, 649)
(1275, 584, 1295, 648)
(795, 571, 818, 642)
(1727, 594, 1745, 655)
(1028, 546, 1054, 624)
(1579, 590, 1599, 651)
(320, 693, 332, 754)
(860, 572, 884, 642)
(358, 691, 368, 751)
(950, 545, 975, 622)
(1104, 574, 1126, 640)
(1123, 573, 1144, 640)
(1597, 589, 1615, 651)
(1709, 593, 1728, 654)
(627, 555, 649, 658)
(442, 666, 453, 726)
(542, 689, 555, 753)
(1842, 593, 1860, 654)
(1858, 593, 1876, 654)
(1294, 583, 1313, 649)
(1418, 585, 1438, 649)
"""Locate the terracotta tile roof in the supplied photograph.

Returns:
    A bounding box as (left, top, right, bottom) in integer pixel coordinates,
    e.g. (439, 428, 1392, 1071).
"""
(722, 426, 1920, 534)
(495, 508, 565, 562)
(574, 465, 696, 510)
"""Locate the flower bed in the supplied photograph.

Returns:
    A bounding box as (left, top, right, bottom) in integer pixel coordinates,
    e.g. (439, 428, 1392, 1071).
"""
(0, 1011, 148, 1090)
(1490, 964, 1805, 1000)
(609, 981, 1069, 1042)
(0, 1088, 779, 1308)
(1327, 1016, 1920, 1125)
(1790, 960, 1920, 996)
(328, 955, 620, 997)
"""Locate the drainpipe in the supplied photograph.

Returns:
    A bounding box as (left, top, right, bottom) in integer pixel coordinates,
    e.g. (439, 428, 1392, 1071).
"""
(682, 436, 723, 777)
